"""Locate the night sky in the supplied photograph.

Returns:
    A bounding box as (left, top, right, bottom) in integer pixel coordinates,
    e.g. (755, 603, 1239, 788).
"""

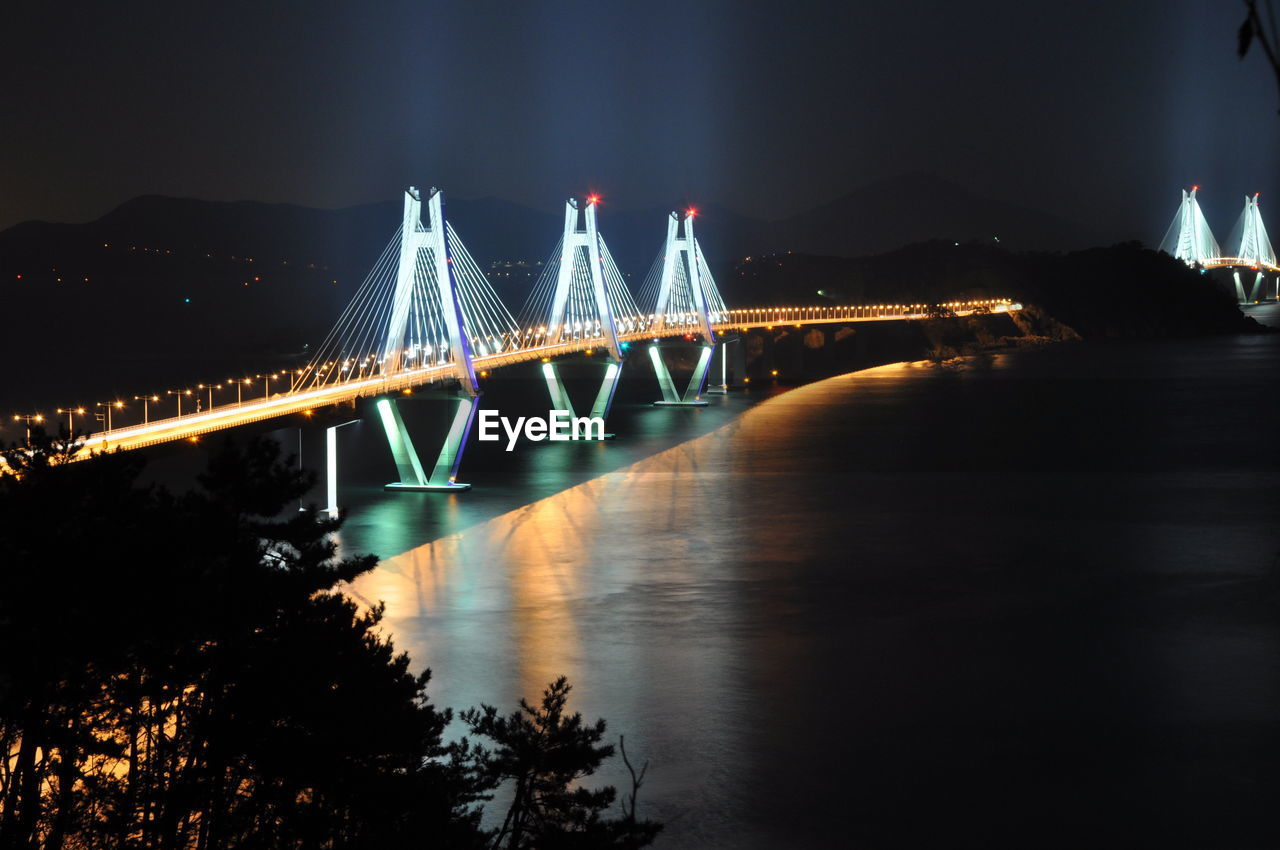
(4, 0, 1277, 241)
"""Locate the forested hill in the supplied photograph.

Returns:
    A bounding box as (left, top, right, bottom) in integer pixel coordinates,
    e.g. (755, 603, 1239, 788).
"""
(729, 241, 1263, 338)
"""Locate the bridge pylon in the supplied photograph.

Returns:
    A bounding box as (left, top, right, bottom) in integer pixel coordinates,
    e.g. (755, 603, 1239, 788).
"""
(1159, 186, 1221, 267)
(296, 186, 520, 493)
(546, 198, 623, 360)
(639, 210, 730, 406)
(1225, 193, 1278, 303)
(378, 188, 479, 490)
(519, 197, 642, 436)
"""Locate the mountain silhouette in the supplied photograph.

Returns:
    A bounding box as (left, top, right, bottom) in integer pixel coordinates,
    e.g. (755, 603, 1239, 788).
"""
(763, 171, 1104, 256)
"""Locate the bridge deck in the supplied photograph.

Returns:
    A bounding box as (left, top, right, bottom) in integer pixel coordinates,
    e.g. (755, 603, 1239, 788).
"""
(61, 301, 1018, 455)
(1200, 257, 1280, 272)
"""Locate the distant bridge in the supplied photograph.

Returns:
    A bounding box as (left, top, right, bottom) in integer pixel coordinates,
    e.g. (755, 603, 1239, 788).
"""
(1160, 187, 1280, 302)
(46, 188, 1019, 506)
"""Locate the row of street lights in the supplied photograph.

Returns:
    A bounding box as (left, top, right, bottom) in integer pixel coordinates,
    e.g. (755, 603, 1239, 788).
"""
(40, 402, 121, 436)
(9, 372, 290, 443)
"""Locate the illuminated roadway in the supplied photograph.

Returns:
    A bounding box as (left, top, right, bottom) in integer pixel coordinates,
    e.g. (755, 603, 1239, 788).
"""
(1199, 257, 1280, 272)
(70, 300, 1021, 456)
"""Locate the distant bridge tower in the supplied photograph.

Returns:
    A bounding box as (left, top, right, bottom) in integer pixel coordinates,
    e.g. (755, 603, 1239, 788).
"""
(1225, 193, 1278, 303)
(652, 210, 721, 338)
(297, 186, 519, 492)
(377, 187, 478, 490)
(518, 197, 643, 432)
(1159, 186, 1221, 267)
(639, 210, 730, 406)
(384, 187, 477, 393)
(546, 198, 623, 360)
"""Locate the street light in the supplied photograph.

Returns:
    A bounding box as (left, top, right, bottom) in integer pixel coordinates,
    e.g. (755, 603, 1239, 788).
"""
(226, 377, 251, 405)
(95, 401, 124, 432)
(259, 372, 283, 399)
(56, 406, 86, 435)
(197, 383, 222, 412)
(166, 389, 193, 417)
(12, 413, 44, 443)
(133, 394, 160, 424)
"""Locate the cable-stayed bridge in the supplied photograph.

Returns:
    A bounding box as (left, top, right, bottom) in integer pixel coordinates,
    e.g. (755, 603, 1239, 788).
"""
(53, 187, 1019, 503)
(1160, 187, 1280, 302)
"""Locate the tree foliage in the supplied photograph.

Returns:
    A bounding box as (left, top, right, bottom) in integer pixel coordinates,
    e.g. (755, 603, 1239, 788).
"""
(1239, 0, 1280, 109)
(0, 434, 658, 849)
(460, 678, 661, 850)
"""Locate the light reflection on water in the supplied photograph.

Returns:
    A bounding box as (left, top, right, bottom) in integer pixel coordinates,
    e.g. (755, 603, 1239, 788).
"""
(349, 340, 1280, 848)
(346, 405, 756, 825)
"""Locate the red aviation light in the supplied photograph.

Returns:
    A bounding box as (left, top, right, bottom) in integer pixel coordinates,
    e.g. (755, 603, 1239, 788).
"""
(587, 194, 600, 205)
(686, 207, 698, 218)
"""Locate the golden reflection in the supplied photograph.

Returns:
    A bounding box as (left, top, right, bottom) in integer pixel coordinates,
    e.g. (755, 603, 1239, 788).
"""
(349, 430, 741, 699)
(348, 360, 937, 701)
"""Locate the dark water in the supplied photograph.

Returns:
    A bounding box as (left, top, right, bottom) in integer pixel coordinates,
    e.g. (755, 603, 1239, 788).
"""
(321, 319, 1280, 848)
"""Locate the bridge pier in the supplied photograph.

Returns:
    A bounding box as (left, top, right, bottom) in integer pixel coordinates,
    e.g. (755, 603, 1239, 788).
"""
(321, 418, 360, 518)
(786, 330, 804, 377)
(759, 331, 776, 380)
(731, 338, 747, 387)
(704, 341, 730, 394)
(541, 358, 622, 438)
(376, 392, 478, 491)
(1234, 269, 1265, 304)
(650, 342, 712, 406)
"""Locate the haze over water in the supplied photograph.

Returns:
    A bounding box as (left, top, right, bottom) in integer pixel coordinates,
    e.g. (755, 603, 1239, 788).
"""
(342, 326, 1280, 847)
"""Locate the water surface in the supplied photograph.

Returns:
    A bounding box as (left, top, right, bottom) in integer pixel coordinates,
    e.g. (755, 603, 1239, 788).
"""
(346, 335, 1280, 847)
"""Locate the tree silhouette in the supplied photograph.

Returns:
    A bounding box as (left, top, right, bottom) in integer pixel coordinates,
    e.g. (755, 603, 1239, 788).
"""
(1239, 0, 1280, 109)
(0, 436, 481, 848)
(0, 435, 660, 849)
(460, 677, 662, 849)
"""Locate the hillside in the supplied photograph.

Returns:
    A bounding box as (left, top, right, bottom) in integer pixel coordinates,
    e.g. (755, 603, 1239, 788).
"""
(730, 240, 1262, 337)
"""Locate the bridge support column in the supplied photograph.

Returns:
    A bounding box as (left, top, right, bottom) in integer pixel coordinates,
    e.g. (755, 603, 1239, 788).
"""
(322, 419, 360, 518)
(591, 359, 623, 421)
(1234, 271, 1255, 304)
(541, 359, 620, 438)
(731, 338, 747, 388)
(704, 342, 729, 394)
(1233, 271, 1267, 303)
(786, 331, 804, 376)
(650, 343, 712, 407)
(377, 394, 477, 492)
(760, 331, 777, 380)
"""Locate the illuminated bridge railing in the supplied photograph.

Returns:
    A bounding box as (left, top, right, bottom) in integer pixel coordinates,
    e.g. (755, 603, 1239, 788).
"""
(63, 299, 1022, 455)
(1200, 257, 1280, 272)
(716, 299, 1017, 328)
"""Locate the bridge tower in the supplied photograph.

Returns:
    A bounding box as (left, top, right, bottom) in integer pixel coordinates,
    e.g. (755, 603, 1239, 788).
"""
(296, 186, 519, 495)
(1226, 193, 1278, 303)
(518, 197, 642, 434)
(376, 187, 478, 490)
(641, 210, 729, 406)
(1159, 187, 1221, 267)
